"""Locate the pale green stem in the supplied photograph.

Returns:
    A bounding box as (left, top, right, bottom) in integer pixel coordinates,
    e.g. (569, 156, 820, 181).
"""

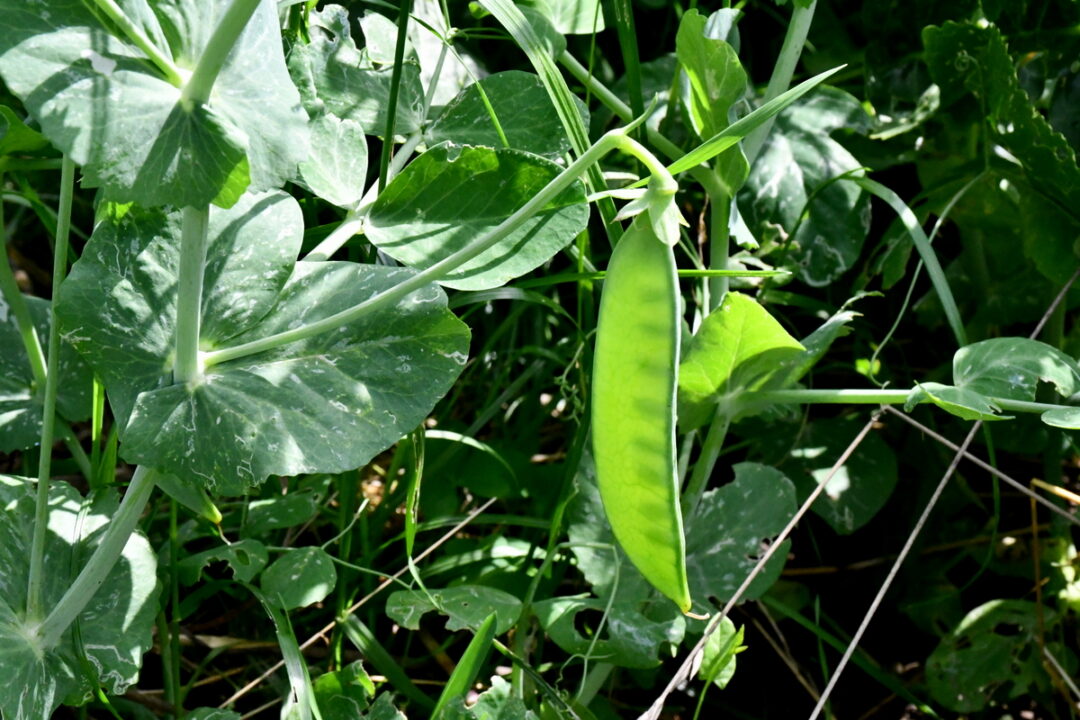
(27, 156, 75, 620)
(57, 419, 94, 482)
(707, 191, 731, 311)
(204, 131, 671, 367)
(305, 131, 425, 262)
(173, 206, 210, 383)
(0, 180, 47, 388)
(558, 52, 728, 198)
(681, 414, 729, 519)
(179, 0, 262, 109)
(89, 0, 184, 87)
(741, 0, 818, 165)
(37, 466, 157, 648)
(747, 388, 1072, 416)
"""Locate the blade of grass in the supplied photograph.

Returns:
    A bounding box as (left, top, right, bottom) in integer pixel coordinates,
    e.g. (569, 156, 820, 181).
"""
(379, 0, 415, 193)
(340, 615, 435, 710)
(432, 613, 497, 718)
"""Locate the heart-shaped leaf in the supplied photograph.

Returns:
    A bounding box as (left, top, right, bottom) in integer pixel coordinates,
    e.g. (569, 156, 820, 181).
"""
(0, 475, 158, 720)
(261, 547, 337, 610)
(366, 144, 589, 290)
(58, 191, 470, 494)
(0, 0, 308, 208)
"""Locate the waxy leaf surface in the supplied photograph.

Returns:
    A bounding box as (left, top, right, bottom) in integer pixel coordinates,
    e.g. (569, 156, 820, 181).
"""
(58, 191, 470, 494)
(367, 144, 589, 290)
(0, 476, 158, 720)
(426, 71, 583, 159)
(0, 294, 92, 452)
(0, 0, 308, 207)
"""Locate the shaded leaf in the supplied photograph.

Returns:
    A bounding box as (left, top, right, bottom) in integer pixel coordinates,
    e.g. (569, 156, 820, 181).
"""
(177, 539, 268, 585)
(740, 86, 872, 286)
(261, 547, 337, 610)
(387, 586, 521, 635)
(685, 463, 796, 614)
(0, 293, 92, 452)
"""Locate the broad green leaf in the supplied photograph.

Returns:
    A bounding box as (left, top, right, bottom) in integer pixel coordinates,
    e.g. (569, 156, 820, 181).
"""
(906, 382, 1006, 422)
(685, 463, 796, 614)
(678, 292, 804, 430)
(366, 144, 589, 290)
(0, 293, 92, 452)
(699, 617, 744, 689)
(261, 547, 337, 610)
(426, 71, 585, 159)
(288, 4, 425, 137)
(525, 0, 605, 34)
(0, 0, 308, 208)
(741, 86, 872, 286)
(298, 113, 369, 208)
(0, 475, 158, 720)
(775, 416, 898, 534)
(386, 586, 522, 635)
(364, 694, 408, 720)
(58, 191, 470, 494)
(244, 491, 320, 534)
(532, 596, 683, 669)
(676, 10, 747, 141)
(0, 106, 51, 156)
(360, 12, 412, 65)
(954, 337, 1080, 400)
(177, 539, 268, 585)
(924, 22, 1080, 230)
(927, 600, 1057, 712)
(313, 661, 376, 720)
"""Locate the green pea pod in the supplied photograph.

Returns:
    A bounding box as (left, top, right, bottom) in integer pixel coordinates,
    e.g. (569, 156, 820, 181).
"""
(592, 212, 692, 613)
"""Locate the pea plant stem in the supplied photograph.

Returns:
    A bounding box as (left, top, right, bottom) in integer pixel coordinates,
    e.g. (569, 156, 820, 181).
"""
(747, 387, 1075, 416)
(0, 176, 47, 388)
(681, 414, 729, 518)
(88, 0, 184, 87)
(741, 0, 817, 165)
(26, 156, 75, 621)
(173, 206, 210, 383)
(37, 466, 158, 649)
(204, 131, 672, 367)
(179, 0, 262, 109)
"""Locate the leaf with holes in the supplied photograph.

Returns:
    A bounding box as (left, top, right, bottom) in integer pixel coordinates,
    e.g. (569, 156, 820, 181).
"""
(386, 586, 522, 635)
(684, 463, 796, 614)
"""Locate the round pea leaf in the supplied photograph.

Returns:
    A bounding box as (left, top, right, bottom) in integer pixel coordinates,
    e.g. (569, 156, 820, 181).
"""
(0, 294, 92, 452)
(261, 547, 337, 610)
(0, 475, 158, 720)
(685, 462, 796, 614)
(366, 144, 589, 290)
(386, 586, 522, 635)
(57, 191, 470, 494)
(298, 113, 369, 208)
(0, 0, 308, 208)
(426, 71, 584, 159)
